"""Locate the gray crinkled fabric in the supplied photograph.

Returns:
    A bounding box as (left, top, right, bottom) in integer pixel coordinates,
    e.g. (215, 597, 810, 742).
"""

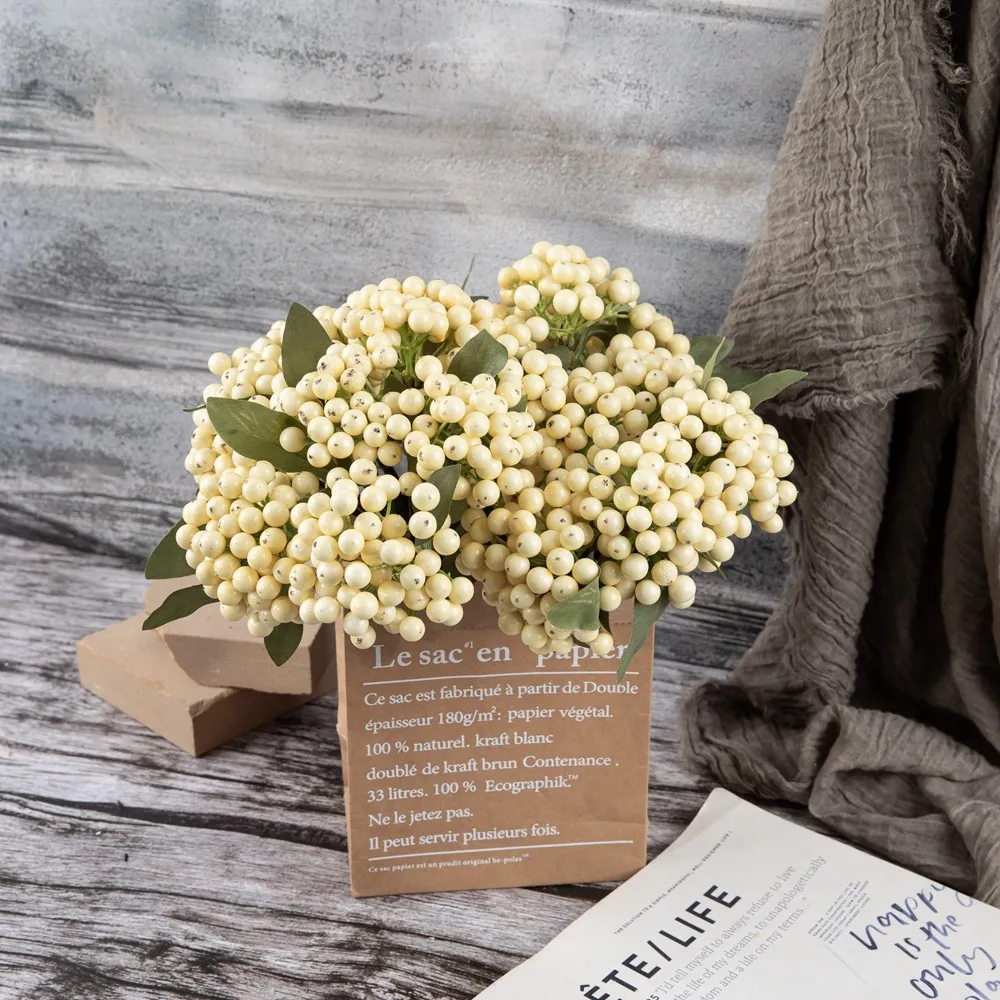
(683, 0, 1000, 902)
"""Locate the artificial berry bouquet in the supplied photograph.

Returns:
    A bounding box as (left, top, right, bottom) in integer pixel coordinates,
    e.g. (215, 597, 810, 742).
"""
(145, 242, 804, 678)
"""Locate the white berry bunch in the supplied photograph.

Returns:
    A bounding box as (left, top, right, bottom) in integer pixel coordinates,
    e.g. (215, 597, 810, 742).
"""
(174, 458, 330, 636)
(172, 320, 338, 641)
(275, 345, 554, 649)
(455, 318, 800, 661)
(146, 250, 804, 671)
(304, 474, 476, 649)
(280, 349, 545, 501)
(495, 240, 674, 363)
(314, 275, 507, 370)
(147, 276, 568, 662)
(183, 322, 285, 483)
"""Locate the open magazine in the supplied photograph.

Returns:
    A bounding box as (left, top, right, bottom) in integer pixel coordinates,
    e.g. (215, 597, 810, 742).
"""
(478, 789, 1000, 999)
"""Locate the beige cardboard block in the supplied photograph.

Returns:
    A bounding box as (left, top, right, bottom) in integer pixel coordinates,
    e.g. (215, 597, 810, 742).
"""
(337, 595, 653, 897)
(78, 614, 336, 756)
(143, 578, 335, 695)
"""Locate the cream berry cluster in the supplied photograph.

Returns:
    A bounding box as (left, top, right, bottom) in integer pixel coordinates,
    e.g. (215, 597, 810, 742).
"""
(178, 326, 333, 634)
(184, 324, 284, 483)
(584, 329, 796, 534)
(316, 276, 497, 359)
(274, 361, 547, 648)
(322, 274, 580, 361)
(173, 277, 521, 644)
(307, 475, 475, 649)
(174, 456, 324, 634)
(178, 276, 572, 648)
(200, 319, 285, 404)
(457, 479, 611, 657)
(150, 252, 804, 669)
(496, 241, 650, 356)
(281, 349, 546, 503)
(459, 327, 796, 657)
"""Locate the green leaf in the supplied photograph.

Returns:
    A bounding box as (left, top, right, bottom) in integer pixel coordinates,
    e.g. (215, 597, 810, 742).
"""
(145, 519, 192, 580)
(449, 498, 468, 524)
(447, 330, 508, 382)
(701, 553, 728, 580)
(379, 372, 406, 395)
(712, 363, 758, 391)
(599, 608, 611, 634)
(550, 345, 573, 368)
(143, 585, 216, 631)
(281, 302, 332, 388)
(545, 578, 601, 633)
(206, 397, 312, 472)
(182, 403, 205, 412)
(617, 592, 669, 681)
(570, 320, 618, 367)
(742, 370, 808, 407)
(701, 338, 728, 385)
(511, 395, 528, 412)
(265, 622, 303, 665)
(689, 336, 735, 368)
(428, 463, 463, 528)
(589, 324, 619, 346)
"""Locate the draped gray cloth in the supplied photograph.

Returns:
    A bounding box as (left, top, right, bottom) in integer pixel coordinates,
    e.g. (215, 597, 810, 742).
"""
(683, 0, 1000, 901)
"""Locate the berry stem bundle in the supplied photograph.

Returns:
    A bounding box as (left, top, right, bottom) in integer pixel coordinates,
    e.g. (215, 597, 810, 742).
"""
(144, 245, 805, 670)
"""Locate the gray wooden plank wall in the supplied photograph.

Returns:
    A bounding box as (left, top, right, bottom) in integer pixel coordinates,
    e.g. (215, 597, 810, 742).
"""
(0, 1, 824, 996)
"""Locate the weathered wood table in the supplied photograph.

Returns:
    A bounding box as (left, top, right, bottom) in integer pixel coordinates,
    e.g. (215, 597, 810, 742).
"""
(0, 0, 823, 993)
(2, 534, 800, 997)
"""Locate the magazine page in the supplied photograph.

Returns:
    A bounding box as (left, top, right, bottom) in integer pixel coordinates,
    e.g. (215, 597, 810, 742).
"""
(479, 789, 1000, 1000)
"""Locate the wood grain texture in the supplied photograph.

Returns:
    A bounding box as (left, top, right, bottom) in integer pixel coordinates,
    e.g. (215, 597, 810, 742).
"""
(0, 532, 820, 998)
(0, 0, 821, 561)
(0, 0, 821, 994)
(0, 4, 821, 556)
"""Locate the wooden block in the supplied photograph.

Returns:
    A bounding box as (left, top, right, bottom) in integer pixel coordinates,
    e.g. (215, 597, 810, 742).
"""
(78, 614, 336, 756)
(143, 578, 335, 695)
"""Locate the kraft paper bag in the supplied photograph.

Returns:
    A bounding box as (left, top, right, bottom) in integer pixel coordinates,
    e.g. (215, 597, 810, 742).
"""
(337, 596, 654, 897)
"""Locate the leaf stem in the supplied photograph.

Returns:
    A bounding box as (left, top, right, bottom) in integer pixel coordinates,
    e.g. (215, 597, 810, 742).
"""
(460, 255, 476, 291)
